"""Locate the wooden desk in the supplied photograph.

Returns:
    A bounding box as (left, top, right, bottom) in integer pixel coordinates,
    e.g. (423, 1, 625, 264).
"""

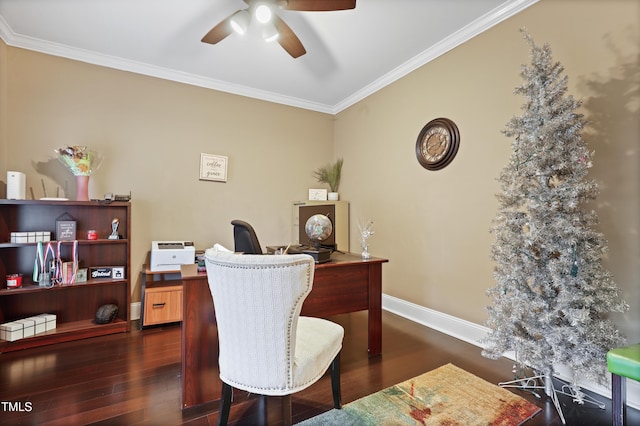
(180, 252, 388, 410)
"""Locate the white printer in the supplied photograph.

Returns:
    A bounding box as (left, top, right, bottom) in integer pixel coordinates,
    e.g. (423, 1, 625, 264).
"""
(150, 241, 196, 272)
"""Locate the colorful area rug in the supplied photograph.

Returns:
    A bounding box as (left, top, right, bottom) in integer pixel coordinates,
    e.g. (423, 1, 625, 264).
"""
(297, 363, 541, 425)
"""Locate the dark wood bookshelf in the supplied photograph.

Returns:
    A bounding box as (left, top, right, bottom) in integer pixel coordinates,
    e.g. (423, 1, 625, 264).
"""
(0, 199, 131, 353)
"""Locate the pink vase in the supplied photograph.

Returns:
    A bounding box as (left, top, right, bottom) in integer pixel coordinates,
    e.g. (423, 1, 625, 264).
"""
(75, 175, 90, 201)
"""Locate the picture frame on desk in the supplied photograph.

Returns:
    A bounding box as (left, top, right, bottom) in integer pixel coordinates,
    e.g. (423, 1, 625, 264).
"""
(308, 189, 328, 201)
(199, 153, 228, 182)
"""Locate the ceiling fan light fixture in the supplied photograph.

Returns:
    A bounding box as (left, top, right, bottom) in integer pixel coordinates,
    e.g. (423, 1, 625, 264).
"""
(254, 3, 273, 24)
(262, 23, 279, 42)
(230, 10, 250, 34)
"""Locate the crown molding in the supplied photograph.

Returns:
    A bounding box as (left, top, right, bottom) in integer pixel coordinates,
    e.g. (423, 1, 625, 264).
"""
(0, 0, 537, 115)
(331, 0, 538, 114)
(0, 14, 335, 114)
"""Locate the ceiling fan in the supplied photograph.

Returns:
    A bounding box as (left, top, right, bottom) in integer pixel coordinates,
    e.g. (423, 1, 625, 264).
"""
(201, 0, 356, 58)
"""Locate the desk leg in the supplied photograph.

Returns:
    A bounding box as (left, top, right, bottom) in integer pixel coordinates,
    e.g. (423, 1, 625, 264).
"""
(368, 263, 382, 356)
(139, 272, 146, 330)
(181, 279, 221, 409)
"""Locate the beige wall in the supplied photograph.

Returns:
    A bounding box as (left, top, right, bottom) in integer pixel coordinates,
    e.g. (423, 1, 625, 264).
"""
(0, 38, 6, 173)
(1, 0, 638, 341)
(336, 0, 639, 340)
(0, 48, 335, 301)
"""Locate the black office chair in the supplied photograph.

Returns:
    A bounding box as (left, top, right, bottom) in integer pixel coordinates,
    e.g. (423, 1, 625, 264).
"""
(231, 220, 263, 254)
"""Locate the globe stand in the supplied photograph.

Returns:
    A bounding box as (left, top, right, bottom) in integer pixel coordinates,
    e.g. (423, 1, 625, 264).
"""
(303, 241, 332, 264)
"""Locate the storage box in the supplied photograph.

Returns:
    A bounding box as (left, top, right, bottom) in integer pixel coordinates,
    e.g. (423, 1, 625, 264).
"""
(10, 231, 51, 243)
(6, 274, 22, 288)
(36, 231, 51, 242)
(37, 314, 57, 331)
(0, 314, 55, 341)
(16, 318, 35, 338)
(29, 315, 46, 334)
(0, 321, 23, 341)
(10, 232, 28, 244)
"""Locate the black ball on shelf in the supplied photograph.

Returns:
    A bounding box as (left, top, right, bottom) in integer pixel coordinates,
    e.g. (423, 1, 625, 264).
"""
(95, 304, 119, 324)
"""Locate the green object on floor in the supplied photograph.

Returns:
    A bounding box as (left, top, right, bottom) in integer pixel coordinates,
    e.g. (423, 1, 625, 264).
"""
(607, 343, 640, 426)
(607, 343, 640, 381)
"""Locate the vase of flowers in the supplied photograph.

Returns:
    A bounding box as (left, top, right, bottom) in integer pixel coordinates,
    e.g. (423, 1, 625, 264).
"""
(55, 146, 100, 201)
(313, 158, 343, 201)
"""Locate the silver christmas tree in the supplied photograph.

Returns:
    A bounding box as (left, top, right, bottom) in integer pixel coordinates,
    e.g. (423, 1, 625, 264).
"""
(482, 31, 628, 395)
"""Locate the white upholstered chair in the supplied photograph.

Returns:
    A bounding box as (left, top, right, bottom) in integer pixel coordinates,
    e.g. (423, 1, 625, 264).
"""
(204, 247, 344, 426)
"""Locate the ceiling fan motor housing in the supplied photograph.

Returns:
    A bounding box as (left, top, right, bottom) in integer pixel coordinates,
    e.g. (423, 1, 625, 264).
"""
(201, 0, 356, 58)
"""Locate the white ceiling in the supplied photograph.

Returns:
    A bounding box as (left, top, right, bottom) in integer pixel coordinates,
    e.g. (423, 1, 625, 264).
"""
(0, 0, 536, 114)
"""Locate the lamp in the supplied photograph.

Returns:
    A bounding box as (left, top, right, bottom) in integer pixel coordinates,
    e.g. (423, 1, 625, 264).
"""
(230, 10, 250, 34)
(262, 22, 279, 42)
(254, 3, 272, 24)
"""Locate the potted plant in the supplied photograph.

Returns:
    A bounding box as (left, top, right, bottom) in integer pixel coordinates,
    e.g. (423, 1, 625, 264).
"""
(313, 158, 343, 201)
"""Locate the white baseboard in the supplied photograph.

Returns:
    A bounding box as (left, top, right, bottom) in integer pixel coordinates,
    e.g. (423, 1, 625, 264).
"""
(382, 293, 639, 411)
(130, 302, 141, 321)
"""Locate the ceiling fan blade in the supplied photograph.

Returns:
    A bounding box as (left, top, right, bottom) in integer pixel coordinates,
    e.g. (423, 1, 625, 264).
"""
(201, 13, 236, 44)
(282, 0, 356, 11)
(273, 15, 306, 58)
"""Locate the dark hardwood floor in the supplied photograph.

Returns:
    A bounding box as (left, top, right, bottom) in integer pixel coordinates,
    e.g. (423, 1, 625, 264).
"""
(1, 311, 637, 425)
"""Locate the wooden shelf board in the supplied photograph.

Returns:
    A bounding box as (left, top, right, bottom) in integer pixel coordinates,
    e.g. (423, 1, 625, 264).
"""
(0, 199, 130, 207)
(0, 239, 129, 248)
(0, 280, 127, 296)
(0, 319, 127, 353)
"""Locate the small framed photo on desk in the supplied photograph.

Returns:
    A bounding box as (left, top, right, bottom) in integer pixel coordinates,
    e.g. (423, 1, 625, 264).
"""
(308, 189, 327, 201)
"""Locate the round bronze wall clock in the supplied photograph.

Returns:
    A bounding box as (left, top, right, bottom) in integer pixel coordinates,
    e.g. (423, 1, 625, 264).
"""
(415, 117, 460, 171)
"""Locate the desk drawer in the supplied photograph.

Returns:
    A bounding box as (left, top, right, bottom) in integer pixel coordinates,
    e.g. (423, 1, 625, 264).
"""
(144, 286, 182, 326)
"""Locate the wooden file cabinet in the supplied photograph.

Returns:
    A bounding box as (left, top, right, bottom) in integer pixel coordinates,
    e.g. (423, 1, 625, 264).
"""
(143, 284, 182, 326)
(140, 253, 184, 328)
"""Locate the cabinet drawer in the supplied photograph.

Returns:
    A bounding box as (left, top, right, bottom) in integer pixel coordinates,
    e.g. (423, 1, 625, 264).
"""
(143, 287, 182, 326)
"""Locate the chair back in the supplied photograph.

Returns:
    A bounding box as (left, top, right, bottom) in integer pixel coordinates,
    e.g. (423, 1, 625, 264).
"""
(205, 249, 315, 393)
(231, 220, 263, 254)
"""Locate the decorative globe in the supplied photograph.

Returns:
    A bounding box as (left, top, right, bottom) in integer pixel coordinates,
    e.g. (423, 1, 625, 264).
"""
(305, 214, 333, 247)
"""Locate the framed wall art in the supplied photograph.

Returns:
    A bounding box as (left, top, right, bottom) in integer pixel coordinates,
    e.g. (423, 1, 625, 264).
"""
(199, 153, 228, 182)
(56, 213, 77, 241)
